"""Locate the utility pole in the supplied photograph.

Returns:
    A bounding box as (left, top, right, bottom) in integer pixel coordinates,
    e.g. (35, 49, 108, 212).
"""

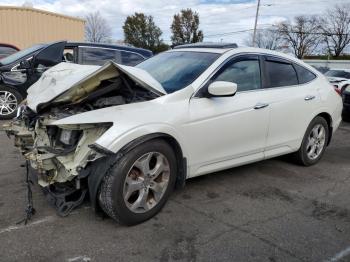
(252, 0, 261, 47)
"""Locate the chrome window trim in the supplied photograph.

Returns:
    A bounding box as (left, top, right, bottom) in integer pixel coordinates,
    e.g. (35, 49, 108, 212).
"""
(192, 52, 319, 98)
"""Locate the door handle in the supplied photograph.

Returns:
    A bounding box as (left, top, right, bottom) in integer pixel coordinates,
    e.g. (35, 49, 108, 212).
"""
(254, 103, 269, 110)
(304, 95, 316, 101)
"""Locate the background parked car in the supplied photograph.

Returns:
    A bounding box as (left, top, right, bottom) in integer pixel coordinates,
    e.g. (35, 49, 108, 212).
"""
(342, 86, 350, 121)
(325, 69, 350, 94)
(0, 41, 152, 119)
(0, 43, 20, 59)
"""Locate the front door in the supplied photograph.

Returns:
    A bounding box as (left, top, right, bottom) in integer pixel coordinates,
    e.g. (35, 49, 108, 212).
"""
(184, 55, 270, 177)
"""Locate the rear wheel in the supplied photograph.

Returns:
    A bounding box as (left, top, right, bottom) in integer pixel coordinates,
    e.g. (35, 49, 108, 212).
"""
(98, 139, 177, 225)
(294, 116, 329, 166)
(0, 86, 23, 120)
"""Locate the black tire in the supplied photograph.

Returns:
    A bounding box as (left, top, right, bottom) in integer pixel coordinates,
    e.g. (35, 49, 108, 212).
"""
(0, 85, 23, 120)
(294, 116, 329, 166)
(98, 139, 177, 226)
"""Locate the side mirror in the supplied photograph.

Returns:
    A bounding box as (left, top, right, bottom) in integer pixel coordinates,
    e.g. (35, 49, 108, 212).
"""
(18, 60, 31, 70)
(208, 81, 237, 97)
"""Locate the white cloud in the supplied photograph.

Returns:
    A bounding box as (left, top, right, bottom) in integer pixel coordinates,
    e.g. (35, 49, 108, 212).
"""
(0, 0, 348, 44)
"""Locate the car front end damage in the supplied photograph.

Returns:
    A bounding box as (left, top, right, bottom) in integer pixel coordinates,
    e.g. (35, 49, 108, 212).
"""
(4, 61, 165, 217)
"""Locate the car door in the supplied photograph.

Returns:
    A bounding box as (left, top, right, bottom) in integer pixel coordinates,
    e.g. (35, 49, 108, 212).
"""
(27, 41, 66, 87)
(184, 54, 271, 176)
(261, 55, 319, 157)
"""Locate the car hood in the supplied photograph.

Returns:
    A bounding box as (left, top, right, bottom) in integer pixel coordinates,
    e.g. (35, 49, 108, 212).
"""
(326, 76, 348, 83)
(27, 61, 166, 112)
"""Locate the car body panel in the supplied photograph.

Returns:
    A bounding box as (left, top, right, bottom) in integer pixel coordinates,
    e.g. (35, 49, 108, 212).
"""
(6, 46, 343, 185)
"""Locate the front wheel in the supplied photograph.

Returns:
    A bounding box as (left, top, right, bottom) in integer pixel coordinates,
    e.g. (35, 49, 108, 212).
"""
(0, 86, 23, 120)
(98, 139, 177, 225)
(294, 116, 329, 166)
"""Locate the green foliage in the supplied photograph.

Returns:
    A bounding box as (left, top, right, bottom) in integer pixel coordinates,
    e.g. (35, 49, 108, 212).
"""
(171, 9, 204, 46)
(123, 13, 167, 53)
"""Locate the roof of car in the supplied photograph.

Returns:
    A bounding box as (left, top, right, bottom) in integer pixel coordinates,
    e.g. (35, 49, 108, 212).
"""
(66, 42, 153, 57)
(327, 68, 350, 72)
(174, 42, 238, 49)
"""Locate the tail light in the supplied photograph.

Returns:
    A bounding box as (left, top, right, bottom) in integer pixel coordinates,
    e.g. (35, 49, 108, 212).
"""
(334, 86, 342, 96)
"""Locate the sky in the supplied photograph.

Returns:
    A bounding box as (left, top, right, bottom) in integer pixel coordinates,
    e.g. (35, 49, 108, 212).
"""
(1, 0, 349, 45)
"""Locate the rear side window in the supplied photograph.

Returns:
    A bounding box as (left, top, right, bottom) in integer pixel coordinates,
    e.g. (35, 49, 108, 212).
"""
(121, 51, 144, 66)
(294, 64, 316, 84)
(80, 47, 122, 65)
(265, 58, 298, 88)
(0, 46, 17, 59)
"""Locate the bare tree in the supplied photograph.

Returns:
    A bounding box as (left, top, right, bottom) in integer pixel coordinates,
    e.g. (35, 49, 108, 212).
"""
(319, 4, 350, 57)
(244, 28, 284, 50)
(278, 16, 321, 58)
(85, 12, 112, 43)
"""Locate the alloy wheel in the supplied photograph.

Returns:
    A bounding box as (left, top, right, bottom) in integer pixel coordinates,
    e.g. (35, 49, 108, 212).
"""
(306, 124, 326, 160)
(123, 152, 170, 213)
(0, 91, 18, 116)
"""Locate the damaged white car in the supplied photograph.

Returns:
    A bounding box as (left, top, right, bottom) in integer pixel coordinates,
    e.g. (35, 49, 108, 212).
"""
(5, 43, 343, 225)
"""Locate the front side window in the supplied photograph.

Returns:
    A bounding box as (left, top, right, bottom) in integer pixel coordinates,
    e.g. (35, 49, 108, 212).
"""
(80, 47, 122, 65)
(265, 58, 298, 87)
(212, 58, 261, 92)
(121, 51, 144, 66)
(137, 51, 220, 93)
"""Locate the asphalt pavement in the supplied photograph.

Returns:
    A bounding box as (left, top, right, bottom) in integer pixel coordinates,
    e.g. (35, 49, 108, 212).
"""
(0, 121, 349, 262)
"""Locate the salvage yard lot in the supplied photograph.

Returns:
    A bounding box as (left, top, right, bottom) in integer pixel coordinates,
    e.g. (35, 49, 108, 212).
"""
(0, 121, 349, 262)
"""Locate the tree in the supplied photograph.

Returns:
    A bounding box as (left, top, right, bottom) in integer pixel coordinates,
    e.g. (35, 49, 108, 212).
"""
(123, 13, 165, 53)
(278, 16, 321, 58)
(85, 12, 112, 43)
(171, 9, 204, 46)
(244, 28, 284, 50)
(319, 4, 350, 57)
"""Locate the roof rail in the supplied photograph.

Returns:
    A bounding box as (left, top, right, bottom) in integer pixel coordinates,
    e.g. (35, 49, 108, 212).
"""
(174, 42, 238, 49)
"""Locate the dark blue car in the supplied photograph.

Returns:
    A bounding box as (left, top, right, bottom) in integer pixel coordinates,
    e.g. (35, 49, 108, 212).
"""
(0, 41, 152, 119)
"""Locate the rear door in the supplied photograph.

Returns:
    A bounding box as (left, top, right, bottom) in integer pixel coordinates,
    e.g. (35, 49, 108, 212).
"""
(261, 55, 319, 157)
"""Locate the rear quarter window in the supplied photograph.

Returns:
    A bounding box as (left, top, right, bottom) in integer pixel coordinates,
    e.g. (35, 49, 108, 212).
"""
(80, 47, 122, 65)
(294, 64, 316, 84)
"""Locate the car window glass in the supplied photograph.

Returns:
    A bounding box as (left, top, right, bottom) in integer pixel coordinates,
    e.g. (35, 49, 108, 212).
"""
(266, 59, 298, 87)
(212, 59, 261, 91)
(121, 51, 144, 66)
(80, 47, 122, 65)
(294, 64, 316, 84)
(0, 46, 17, 59)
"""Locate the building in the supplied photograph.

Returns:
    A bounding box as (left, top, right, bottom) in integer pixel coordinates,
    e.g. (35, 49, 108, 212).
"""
(0, 6, 85, 49)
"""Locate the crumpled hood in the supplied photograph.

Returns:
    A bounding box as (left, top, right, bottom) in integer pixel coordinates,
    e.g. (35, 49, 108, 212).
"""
(27, 61, 166, 112)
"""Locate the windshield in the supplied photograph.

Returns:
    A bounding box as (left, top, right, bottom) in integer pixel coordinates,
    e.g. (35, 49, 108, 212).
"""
(0, 44, 46, 65)
(325, 70, 350, 79)
(136, 51, 220, 93)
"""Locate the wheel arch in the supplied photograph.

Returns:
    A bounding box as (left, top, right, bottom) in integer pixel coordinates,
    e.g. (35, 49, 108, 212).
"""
(315, 112, 333, 146)
(86, 132, 187, 214)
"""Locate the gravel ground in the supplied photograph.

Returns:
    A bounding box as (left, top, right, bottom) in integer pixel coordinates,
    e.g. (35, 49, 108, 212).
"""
(0, 121, 349, 262)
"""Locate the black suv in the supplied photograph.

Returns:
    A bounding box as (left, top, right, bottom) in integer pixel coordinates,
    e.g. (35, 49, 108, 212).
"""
(0, 41, 152, 119)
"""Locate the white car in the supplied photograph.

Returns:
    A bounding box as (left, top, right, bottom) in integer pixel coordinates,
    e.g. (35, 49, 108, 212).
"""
(325, 69, 350, 94)
(6, 43, 343, 225)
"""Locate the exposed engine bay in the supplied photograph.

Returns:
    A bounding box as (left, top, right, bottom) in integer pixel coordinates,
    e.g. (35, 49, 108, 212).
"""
(4, 62, 162, 216)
